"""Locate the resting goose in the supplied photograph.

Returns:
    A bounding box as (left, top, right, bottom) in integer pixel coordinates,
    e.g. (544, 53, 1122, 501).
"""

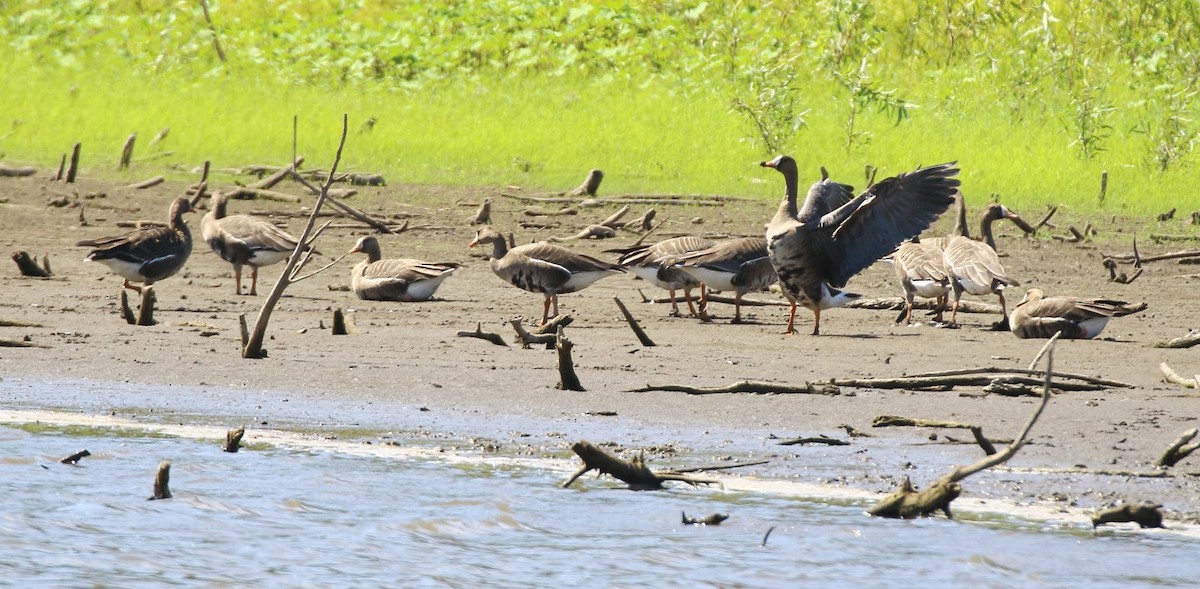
(468, 225, 624, 324)
(77, 197, 193, 292)
(607, 236, 715, 317)
(201, 191, 311, 295)
(943, 199, 1021, 328)
(664, 237, 776, 324)
(761, 155, 960, 335)
(348, 236, 459, 302)
(1009, 288, 1147, 339)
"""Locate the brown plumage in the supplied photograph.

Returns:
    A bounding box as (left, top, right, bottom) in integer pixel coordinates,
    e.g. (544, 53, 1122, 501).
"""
(891, 239, 951, 325)
(201, 191, 312, 295)
(607, 235, 715, 317)
(77, 197, 193, 292)
(761, 155, 960, 335)
(943, 197, 1020, 327)
(468, 225, 624, 324)
(348, 236, 459, 302)
(663, 237, 777, 324)
(1010, 288, 1147, 339)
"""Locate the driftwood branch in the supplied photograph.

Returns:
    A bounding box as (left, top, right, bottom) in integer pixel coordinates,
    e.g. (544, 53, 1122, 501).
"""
(60, 449, 91, 465)
(1103, 248, 1200, 265)
(555, 325, 584, 391)
(568, 169, 604, 198)
(868, 333, 1059, 518)
(243, 114, 347, 359)
(597, 205, 630, 229)
(11, 251, 52, 277)
(1159, 362, 1199, 389)
(613, 296, 655, 346)
(561, 440, 719, 490)
(532, 314, 573, 335)
(777, 435, 850, 447)
(289, 170, 392, 233)
(0, 165, 37, 177)
(628, 380, 840, 396)
(149, 460, 172, 500)
(128, 176, 164, 190)
(249, 157, 303, 190)
(872, 416, 997, 455)
(1155, 331, 1200, 349)
(224, 428, 245, 453)
(682, 512, 730, 525)
(546, 224, 617, 242)
(1034, 205, 1058, 230)
(509, 318, 556, 349)
(1156, 428, 1200, 468)
(456, 322, 507, 346)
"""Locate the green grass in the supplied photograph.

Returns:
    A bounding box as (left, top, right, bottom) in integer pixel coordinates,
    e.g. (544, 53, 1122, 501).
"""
(1, 1, 1198, 217)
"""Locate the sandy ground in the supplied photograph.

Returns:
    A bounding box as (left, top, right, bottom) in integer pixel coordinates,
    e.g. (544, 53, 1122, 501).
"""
(2, 169, 1199, 525)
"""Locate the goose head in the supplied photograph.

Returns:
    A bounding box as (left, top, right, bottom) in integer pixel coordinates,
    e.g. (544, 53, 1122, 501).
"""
(348, 236, 383, 262)
(1016, 287, 1045, 307)
(467, 225, 506, 248)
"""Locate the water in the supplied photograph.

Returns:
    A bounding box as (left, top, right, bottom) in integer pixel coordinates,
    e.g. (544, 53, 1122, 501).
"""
(3, 418, 1200, 588)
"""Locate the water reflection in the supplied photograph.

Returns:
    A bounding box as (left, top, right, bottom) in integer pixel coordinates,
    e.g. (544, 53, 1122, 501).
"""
(1, 425, 1198, 587)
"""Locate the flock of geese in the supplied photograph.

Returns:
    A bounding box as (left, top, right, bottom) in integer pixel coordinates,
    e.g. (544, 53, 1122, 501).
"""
(76, 154, 1147, 340)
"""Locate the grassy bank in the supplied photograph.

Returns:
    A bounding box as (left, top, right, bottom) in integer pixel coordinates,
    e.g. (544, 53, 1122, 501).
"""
(1, 1, 1197, 216)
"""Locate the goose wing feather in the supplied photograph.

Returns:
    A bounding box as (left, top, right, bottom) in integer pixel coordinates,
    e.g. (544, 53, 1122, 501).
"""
(823, 162, 960, 286)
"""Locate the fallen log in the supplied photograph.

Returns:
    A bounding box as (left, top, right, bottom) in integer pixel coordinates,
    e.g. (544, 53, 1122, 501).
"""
(0, 165, 37, 177)
(682, 512, 729, 525)
(546, 224, 617, 241)
(777, 435, 850, 447)
(904, 366, 1133, 389)
(532, 314, 573, 335)
(249, 157, 303, 190)
(1103, 248, 1200, 265)
(0, 338, 49, 348)
(226, 186, 303, 203)
(1091, 502, 1164, 529)
(561, 440, 719, 490)
(868, 334, 1058, 519)
(128, 175, 164, 190)
(628, 380, 840, 396)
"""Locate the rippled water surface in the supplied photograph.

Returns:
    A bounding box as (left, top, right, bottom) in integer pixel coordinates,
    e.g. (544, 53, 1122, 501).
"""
(2, 423, 1199, 588)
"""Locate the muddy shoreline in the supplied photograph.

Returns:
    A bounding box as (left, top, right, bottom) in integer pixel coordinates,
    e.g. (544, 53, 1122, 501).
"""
(2, 170, 1199, 526)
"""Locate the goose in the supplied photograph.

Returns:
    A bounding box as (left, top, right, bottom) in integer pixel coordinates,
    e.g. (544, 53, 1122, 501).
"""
(942, 198, 1021, 328)
(468, 225, 624, 324)
(77, 197, 193, 292)
(1009, 288, 1147, 339)
(201, 191, 312, 295)
(761, 155, 960, 335)
(891, 239, 951, 325)
(606, 236, 715, 317)
(663, 237, 777, 324)
(348, 236, 459, 302)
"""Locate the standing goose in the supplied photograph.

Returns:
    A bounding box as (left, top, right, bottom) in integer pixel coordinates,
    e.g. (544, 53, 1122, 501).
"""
(943, 199, 1021, 328)
(468, 226, 624, 324)
(77, 197, 194, 292)
(201, 191, 312, 295)
(1009, 288, 1147, 339)
(761, 155, 960, 335)
(890, 239, 951, 325)
(663, 237, 777, 324)
(348, 236, 459, 302)
(606, 235, 715, 317)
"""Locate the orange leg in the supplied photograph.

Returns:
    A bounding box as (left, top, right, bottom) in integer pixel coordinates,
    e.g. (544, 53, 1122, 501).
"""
(683, 287, 699, 318)
(249, 266, 259, 296)
(122, 279, 143, 294)
(697, 284, 712, 323)
(668, 288, 681, 317)
(785, 301, 798, 334)
(541, 295, 552, 325)
(234, 267, 244, 295)
(811, 308, 821, 336)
